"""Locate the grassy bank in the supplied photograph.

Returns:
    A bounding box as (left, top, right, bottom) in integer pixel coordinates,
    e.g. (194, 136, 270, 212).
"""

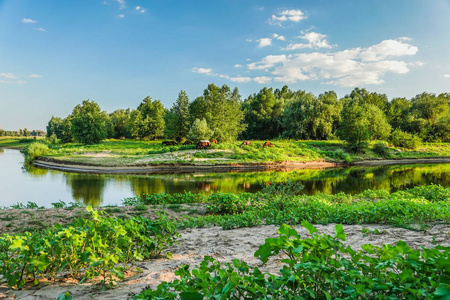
(2, 138, 450, 166)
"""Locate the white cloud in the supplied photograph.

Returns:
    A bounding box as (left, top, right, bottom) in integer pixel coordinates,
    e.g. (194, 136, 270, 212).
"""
(247, 55, 288, 70)
(29, 74, 42, 78)
(0, 80, 25, 84)
(136, 6, 145, 13)
(234, 64, 243, 68)
(0, 73, 17, 79)
(35, 27, 46, 32)
(229, 77, 252, 83)
(444, 74, 450, 78)
(272, 33, 285, 41)
(118, 14, 125, 18)
(192, 67, 213, 75)
(284, 32, 333, 50)
(22, 18, 37, 24)
(136, 6, 141, 10)
(257, 38, 272, 48)
(254, 76, 272, 84)
(139, 9, 146, 13)
(270, 9, 307, 25)
(247, 38, 420, 87)
(359, 39, 418, 61)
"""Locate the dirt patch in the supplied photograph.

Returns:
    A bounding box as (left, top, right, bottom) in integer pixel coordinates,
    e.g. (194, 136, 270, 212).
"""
(0, 204, 207, 235)
(1, 223, 448, 299)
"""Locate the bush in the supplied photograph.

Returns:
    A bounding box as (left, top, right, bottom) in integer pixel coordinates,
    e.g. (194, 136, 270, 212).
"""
(207, 192, 249, 214)
(389, 129, 421, 149)
(372, 141, 392, 158)
(20, 142, 50, 163)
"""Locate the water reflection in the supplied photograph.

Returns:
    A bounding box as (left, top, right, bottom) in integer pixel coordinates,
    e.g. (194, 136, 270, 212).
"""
(1, 148, 450, 208)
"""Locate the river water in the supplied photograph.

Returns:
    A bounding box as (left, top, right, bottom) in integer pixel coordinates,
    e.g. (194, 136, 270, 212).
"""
(1, 148, 449, 207)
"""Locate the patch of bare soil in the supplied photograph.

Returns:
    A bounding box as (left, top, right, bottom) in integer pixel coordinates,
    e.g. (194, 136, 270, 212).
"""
(1, 223, 448, 300)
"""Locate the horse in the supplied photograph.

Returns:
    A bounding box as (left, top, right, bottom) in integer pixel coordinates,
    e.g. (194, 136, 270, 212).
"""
(162, 141, 177, 146)
(211, 139, 218, 144)
(240, 140, 251, 148)
(183, 141, 193, 145)
(262, 141, 273, 148)
(196, 141, 211, 149)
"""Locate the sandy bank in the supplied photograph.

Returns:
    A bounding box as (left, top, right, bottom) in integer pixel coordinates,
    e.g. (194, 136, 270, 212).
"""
(2, 223, 448, 300)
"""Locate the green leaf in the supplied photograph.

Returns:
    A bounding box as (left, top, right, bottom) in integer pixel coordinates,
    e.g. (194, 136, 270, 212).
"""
(335, 223, 346, 241)
(180, 291, 204, 300)
(301, 220, 318, 235)
(433, 283, 450, 300)
(86, 205, 93, 212)
(57, 291, 73, 300)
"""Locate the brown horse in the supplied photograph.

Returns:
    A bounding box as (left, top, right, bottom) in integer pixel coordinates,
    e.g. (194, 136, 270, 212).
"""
(240, 140, 251, 148)
(183, 141, 193, 145)
(262, 141, 273, 148)
(211, 139, 218, 144)
(196, 141, 211, 149)
(162, 141, 177, 146)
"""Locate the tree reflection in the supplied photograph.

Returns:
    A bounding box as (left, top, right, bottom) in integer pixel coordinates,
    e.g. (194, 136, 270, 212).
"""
(65, 174, 106, 206)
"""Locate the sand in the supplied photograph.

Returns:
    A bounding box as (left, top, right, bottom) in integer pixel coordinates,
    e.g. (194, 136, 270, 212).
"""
(1, 223, 448, 300)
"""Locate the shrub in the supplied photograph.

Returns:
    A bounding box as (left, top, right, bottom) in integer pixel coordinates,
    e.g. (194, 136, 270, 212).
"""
(207, 192, 248, 214)
(372, 141, 392, 158)
(389, 129, 421, 149)
(21, 142, 50, 163)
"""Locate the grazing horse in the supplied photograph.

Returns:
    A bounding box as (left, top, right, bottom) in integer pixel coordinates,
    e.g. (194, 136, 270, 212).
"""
(211, 139, 218, 144)
(240, 140, 251, 148)
(183, 141, 193, 145)
(262, 141, 273, 148)
(162, 141, 177, 146)
(196, 141, 211, 149)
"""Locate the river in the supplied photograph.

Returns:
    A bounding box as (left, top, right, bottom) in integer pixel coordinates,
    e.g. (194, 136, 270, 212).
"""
(0, 148, 449, 207)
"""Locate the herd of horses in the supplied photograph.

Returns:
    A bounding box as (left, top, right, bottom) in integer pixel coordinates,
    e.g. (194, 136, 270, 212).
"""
(161, 140, 274, 149)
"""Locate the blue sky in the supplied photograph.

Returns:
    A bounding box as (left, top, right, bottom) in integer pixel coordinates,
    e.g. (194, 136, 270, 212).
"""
(1, 0, 450, 130)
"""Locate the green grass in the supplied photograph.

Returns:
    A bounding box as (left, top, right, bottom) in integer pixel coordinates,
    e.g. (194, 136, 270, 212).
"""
(3, 137, 450, 166)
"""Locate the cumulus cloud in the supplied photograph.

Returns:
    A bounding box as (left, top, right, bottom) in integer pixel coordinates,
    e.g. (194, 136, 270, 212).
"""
(22, 18, 37, 24)
(35, 27, 46, 32)
(29, 74, 43, 78)
(270, 9, 307, 25)
(257, 38, 272, 48)
(247, 38, 420, 87)
(229, 77, 253, 83)
(192, 67, 214, 75)
(234, 64, 243, 68)
(118, 14, 125, 18)
(254, 76, 273, 84)
(284, 32, 333, 50)
(444, 74, 450, 78)
(272, 33, 285, 41)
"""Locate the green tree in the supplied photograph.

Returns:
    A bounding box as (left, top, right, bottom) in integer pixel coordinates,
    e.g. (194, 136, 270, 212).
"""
(128, 109, 144, 139)
(386, 97, 412, 130)
(188, 118, 213, 141)
(46, 116, 63, 138)
(59, 116, 73, 143)
(337, 99, 371, 151)
(137, 96, 166, 139)
(367, 105, 391, 140)
(242, 87, 284, 139)
(70, 100, 108, 144)
(165, 90, 191, 141)
(110, 109, 131, 138)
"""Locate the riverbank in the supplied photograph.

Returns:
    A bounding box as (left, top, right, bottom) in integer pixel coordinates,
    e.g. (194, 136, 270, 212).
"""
(2, 222, 448, 300)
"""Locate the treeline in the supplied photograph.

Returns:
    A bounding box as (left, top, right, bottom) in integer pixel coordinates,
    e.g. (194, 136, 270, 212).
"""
(0, 128, 45, 137)
(46, 84, 450, 148)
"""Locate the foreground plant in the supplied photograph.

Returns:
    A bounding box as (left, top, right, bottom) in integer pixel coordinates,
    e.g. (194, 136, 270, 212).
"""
(0, 207, 179, 288)
(135, 222, 450, 299)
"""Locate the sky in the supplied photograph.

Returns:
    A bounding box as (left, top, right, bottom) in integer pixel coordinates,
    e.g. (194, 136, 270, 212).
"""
(1, 0, 450, 131)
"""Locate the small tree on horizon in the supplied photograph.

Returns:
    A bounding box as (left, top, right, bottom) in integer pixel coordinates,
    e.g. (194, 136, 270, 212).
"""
(188, 118, 213, 142)
(71, 100, 107, 144)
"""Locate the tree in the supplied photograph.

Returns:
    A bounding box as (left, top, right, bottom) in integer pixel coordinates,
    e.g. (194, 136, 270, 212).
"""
(386, 97, 412, 130)
(242, 87, 284, 139)
(128, 109, 144, 139)
(337, 100, 371, 151)
(283, 91, 341, 140)
(367, 105, 391, 140)
(59, 116, 73, 143)
(70, 100, 108, 144)
(188, 118, 213, 141)
(137, 96, 166, 140)
(46, 116, 63, 138)
(200, 84, 246, 142)
(165, 90, 191, 141)
(110, 109, 131, 139)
